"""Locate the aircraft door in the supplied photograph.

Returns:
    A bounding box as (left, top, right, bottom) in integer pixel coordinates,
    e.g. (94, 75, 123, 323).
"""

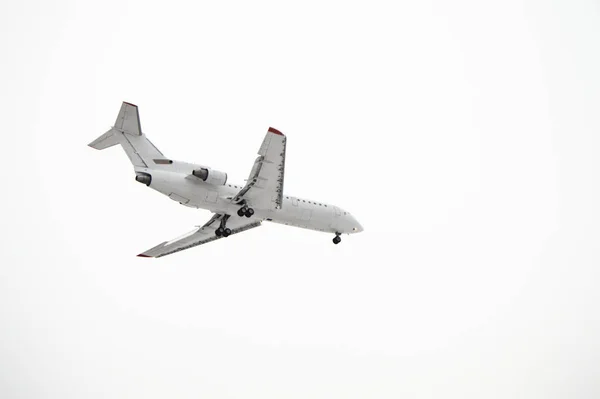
(330, 206, 343, 231)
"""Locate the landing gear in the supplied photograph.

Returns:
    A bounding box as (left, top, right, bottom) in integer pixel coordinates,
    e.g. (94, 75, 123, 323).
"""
(215, 215, 232, 237)
(333, 233, 341, 245)
(215, 227, 232, 237)
(237, 205, 255, 218)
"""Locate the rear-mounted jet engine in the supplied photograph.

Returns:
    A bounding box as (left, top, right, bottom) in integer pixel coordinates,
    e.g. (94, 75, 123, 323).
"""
(192, 167, 228, 186)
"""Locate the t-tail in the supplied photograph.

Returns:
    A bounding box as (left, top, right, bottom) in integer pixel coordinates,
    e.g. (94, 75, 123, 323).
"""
(88, 102, 168, 170)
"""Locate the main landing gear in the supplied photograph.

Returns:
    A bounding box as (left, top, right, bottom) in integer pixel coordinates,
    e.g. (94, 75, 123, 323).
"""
(237, 205, 255, 218)
(215, 215, 232, 237)
(333, 233, 342, 245)
(215, 226, 231, 237)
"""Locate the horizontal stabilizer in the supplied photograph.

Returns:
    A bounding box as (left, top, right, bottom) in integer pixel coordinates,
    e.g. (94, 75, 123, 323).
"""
(88, 129, 119, 150)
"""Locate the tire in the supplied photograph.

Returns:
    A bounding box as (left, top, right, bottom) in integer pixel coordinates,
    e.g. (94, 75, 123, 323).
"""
(333, 236, 341, 244)
(223, 228, 232, 237)
(245, 208, 255, 218)
(237, 208, 245, 217)
(215, 227, 223, 237)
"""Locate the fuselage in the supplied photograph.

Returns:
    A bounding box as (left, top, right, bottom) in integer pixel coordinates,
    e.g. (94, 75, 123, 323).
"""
(136, 162, 363, 235)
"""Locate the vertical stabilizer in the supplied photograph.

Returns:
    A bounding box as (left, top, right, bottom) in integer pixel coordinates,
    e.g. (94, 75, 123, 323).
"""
(115, 102, 142, 136)
(88, 102, 167, 168)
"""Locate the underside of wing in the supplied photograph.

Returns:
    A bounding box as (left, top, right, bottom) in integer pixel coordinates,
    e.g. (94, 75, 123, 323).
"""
(137, 214, 261, 258)
(233, 127, 286, 210)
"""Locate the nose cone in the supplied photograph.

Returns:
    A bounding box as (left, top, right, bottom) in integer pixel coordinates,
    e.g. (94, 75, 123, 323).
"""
(351, 216, 364, 233)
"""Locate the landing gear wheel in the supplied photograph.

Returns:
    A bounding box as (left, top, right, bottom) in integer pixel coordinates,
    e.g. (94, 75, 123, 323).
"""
(223, 228, 232, 237)
(237, 208, 246, 217)
(333, 235, 341, 245)
(245, 208, 255, 218)
(215, 227, 224, 237)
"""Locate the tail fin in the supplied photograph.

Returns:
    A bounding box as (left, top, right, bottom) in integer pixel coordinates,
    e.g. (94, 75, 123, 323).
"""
(89, 102, 167, 167)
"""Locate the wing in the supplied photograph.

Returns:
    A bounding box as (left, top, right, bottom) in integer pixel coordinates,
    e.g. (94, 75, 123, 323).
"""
(233, 127, 286, 210)
(137, 213, 261, 258)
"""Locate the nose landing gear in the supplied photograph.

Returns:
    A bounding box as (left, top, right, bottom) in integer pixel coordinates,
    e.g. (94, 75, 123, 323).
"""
(333, 233, 341, 245)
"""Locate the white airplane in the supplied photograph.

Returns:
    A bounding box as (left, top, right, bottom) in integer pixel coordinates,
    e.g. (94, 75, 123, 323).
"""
(89, 102, 363, 258)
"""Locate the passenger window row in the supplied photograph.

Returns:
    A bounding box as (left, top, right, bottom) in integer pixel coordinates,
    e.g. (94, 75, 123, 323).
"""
(224, 187, 329, 208)
(285, 196, 327, 207)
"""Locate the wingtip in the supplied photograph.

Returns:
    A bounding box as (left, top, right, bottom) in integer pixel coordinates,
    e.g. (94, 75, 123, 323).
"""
(137, 254, 152, 258)
(268, 127, 284, 136)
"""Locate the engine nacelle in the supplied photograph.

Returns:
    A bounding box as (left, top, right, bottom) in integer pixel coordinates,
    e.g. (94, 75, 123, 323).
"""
(192, 167, 227, 186)
(135, 172, 152, 186)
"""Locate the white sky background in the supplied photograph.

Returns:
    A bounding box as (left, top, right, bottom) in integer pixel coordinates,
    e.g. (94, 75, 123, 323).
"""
(1, 0, 599, 397)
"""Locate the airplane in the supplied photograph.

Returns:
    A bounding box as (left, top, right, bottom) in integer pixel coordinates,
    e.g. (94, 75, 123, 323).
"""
(89, 102, 363, 258)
